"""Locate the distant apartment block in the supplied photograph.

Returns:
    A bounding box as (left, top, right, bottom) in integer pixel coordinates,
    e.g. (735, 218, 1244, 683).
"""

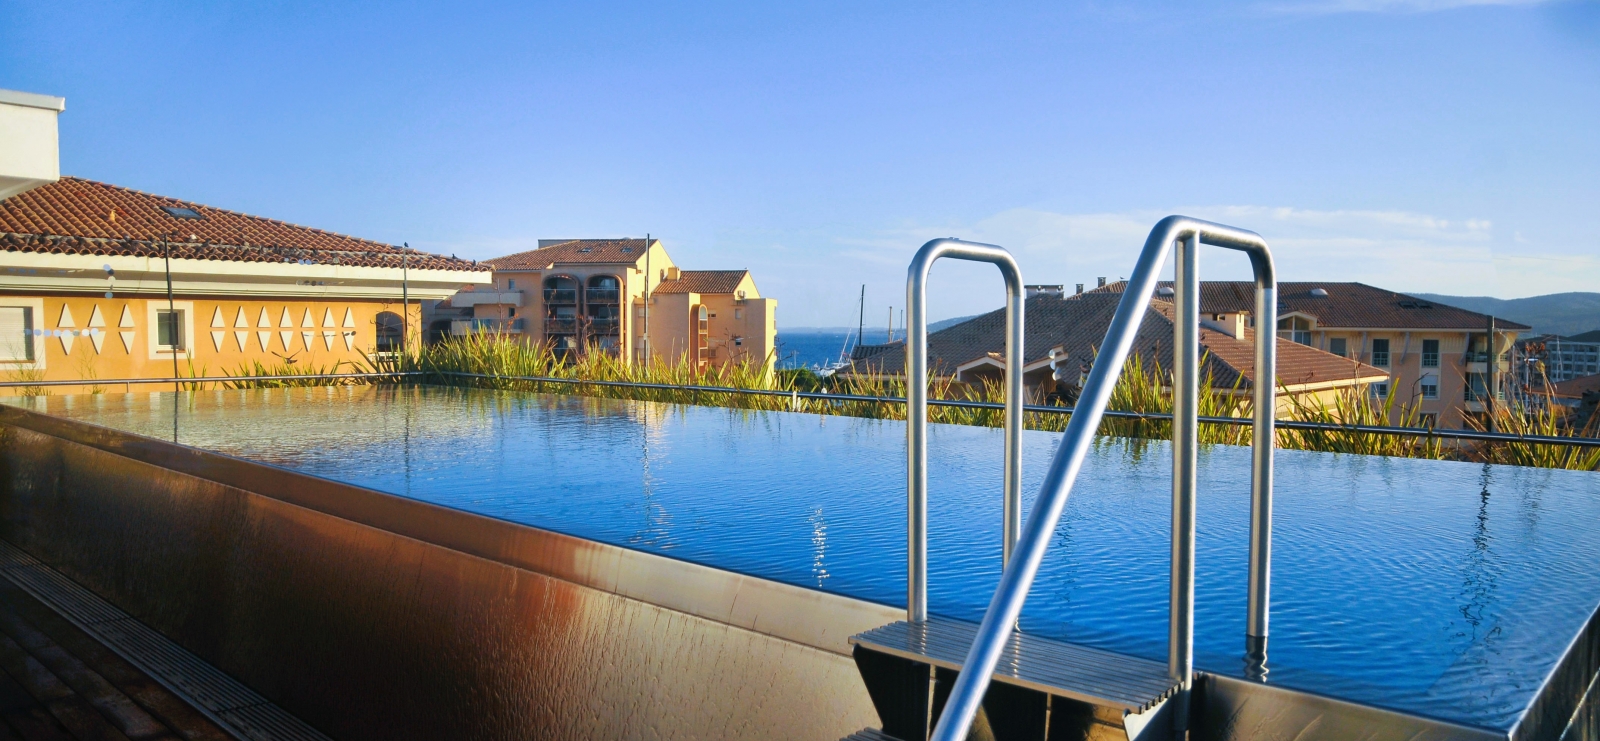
(438, 239, 777, 372)
(1091, 281, 1528, 429)
(1519, 330, 1600, 384)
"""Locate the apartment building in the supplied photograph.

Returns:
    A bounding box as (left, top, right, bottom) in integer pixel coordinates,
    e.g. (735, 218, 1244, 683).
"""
(0, 90, 484, 393)
(1519, 331, 1600, 384)
(842, 292, 1386, 413)
(1093, 281, 1528, 428)
(447, 239, 777, 372)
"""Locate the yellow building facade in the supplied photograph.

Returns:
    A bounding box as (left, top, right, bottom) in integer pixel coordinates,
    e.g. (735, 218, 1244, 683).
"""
(0, 178, 487, 395)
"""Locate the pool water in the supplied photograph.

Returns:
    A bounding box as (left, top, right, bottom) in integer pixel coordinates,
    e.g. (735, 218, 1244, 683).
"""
(11, 386, 1600, 731)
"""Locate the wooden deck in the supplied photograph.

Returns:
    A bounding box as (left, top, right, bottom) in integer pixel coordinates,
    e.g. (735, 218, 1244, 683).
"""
(0, 578, 232, 741)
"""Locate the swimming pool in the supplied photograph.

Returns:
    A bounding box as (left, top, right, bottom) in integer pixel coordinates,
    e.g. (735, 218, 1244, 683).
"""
(11, 385, 1599, 732)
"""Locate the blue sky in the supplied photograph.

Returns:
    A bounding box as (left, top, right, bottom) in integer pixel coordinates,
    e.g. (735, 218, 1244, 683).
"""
(3, 0, 1596, 326)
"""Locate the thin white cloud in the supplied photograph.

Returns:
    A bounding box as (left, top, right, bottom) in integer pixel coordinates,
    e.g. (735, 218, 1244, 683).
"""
(824, 205, 1597, 324)
(1264, 0, 1550, 13)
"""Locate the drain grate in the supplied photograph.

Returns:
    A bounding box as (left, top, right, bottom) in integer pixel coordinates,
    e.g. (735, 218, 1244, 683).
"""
(0, 539, 332, 741)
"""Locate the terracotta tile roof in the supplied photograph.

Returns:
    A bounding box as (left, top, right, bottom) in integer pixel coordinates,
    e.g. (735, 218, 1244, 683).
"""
(842, 292, 1386, 389)
(1091, 281, 1529, 331)
(1553, 374, 1600, 400)
(0, 177, 484, 272)
(485, 239, 655, 269)
(652, 270, 751, 295)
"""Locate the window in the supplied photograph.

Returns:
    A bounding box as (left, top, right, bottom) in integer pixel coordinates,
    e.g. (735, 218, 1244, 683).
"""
(1372, 382, 1390, 399)
(156, 309, 186, 351)
(375, 311, 404, 352)
(1328, 337, 1347, 358)
(1277, 316, 1312, 345)
(1417, 412, 1438, 429)
(0, 307, 34, 362)
(1371, 338, 1390, 367)
(507, 279, 516, 290)
(508, 307, 516, 318)
(160, 205, 203, 220)
(1420, 374, 1438, 399)
(734, 309, 743, 320)
(1421, 339, 1439, 368)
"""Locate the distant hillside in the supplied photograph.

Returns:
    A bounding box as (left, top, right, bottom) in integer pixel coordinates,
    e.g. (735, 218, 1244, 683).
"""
(929, 314, 980, 333)
(781, 314, 979, 335)
(1410, 292, 1600, 337)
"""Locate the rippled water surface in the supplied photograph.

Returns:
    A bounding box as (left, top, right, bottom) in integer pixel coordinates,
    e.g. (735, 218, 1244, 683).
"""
(11, 386, 1600, 730)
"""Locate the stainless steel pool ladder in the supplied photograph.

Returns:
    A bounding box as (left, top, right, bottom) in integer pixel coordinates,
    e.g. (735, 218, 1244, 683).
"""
(919, 216, 1276, 741)
(904, 238, 1026, 620)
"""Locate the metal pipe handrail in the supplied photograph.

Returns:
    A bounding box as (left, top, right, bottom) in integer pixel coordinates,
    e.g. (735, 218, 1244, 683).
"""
(928, 216, 1278, 741)
(906, 238, 1024, 624)
(3, 370, 1595, 448)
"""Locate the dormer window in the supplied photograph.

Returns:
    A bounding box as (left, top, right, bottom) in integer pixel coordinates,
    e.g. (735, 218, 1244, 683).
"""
(1277, 315, 1313, 346)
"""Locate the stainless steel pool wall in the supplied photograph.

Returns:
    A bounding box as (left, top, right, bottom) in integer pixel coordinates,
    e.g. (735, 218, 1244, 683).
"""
(0, 405, 892, 741)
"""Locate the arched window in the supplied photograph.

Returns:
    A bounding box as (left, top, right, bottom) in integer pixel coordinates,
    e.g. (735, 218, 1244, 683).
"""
(375, 311, 404, 352)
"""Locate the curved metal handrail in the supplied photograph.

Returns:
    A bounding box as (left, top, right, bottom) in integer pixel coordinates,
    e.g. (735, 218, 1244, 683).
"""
(906, 238, 1025, 623)
(929, 216, 1278, 741)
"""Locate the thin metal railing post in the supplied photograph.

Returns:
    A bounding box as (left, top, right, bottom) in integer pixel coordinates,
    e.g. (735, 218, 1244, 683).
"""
(1246, 246, 1277, 680)
(906, 238, 1024, 624)
(1170, 234, 1199, 733)
(928, 216, 1277, 741)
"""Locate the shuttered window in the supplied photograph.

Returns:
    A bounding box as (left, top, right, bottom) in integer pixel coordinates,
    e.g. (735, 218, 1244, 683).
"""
(0, 307, 34, 362)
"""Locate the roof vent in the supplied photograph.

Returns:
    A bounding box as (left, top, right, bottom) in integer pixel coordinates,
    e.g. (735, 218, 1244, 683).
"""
(577, 247, 592, 253)
(1156, 286, 1175, 297)
(161, 205, 203, 220)
(621, 247, 633, 253)
(1310, 288, 1329, 297)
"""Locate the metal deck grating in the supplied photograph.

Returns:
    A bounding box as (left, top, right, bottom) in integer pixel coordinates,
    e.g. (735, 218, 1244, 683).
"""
(840, 728, 902, 741)
(850, 618, 1179, 713)
(0, 539, 332, 741)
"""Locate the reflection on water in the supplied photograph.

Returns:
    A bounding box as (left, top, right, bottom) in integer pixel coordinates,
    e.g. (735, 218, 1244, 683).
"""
(9, 387, 1600, 731)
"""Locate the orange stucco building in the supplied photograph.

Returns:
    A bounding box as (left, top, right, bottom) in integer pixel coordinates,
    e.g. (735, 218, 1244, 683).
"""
(0, 177, 487, 395)
(438, 239, 778, 373)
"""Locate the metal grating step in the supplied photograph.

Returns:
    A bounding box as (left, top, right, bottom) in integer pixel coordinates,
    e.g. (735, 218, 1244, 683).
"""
(840, 728, 902, 741)
(850, 618, 1178, 713)
(0, 539, 332, 741)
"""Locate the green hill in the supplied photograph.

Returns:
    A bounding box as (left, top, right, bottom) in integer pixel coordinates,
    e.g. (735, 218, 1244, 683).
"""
(1410, 292, 1600, 337)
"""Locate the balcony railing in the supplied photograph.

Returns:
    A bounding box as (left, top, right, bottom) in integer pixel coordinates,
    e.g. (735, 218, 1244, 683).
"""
(544, 317, 578, 334)
(588, 317, 620, 333)
(450, 318, 524, 336)
(544, 288, 578, 304)
(449, 290, 525, 308)
(585, 288, 621, 304)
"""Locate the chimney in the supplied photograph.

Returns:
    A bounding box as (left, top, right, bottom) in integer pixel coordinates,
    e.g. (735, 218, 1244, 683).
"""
(666, 267, 681, 281)
(1075, 283, 1084, 295)
(1234, 314, 1248, 339)
(1097, 277, 1107, 288)
(0, 88, 64, 200)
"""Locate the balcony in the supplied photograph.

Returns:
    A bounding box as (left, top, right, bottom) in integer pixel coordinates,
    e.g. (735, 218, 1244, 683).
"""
(545, 317, 578, 334)
(585, 288, 621, 304)
(544, 288, 578, 304)
(588, 317, 620, 334)
(450, 318, 524, 336)
(449, 290, 524, 308)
